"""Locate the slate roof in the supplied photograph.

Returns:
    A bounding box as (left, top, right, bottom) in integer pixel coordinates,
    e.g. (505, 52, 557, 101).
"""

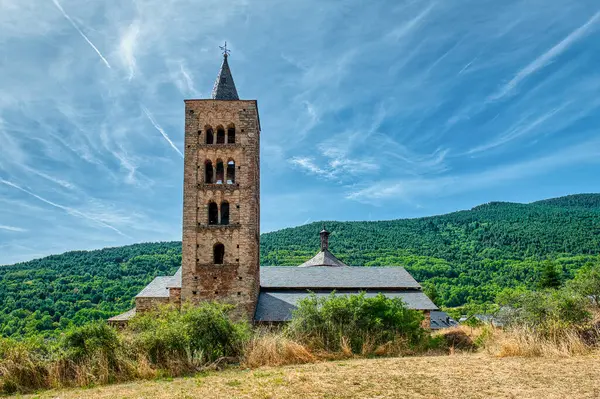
(136, 267, 182, 298)
(255, 290, 438, 322)
(430, 311, 458, 330)
(299, 249, 348, 267)
(107, 308, 136, 322)
(211, 54, 239, 100)
(260, 266, 422, 289)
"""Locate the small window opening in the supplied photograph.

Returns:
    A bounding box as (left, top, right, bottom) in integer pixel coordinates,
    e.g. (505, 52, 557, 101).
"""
(213, 243, 225, 264)
(206, 128, 214, 144)
(221, 201, 230, 225)
(208, 202, 218, 225)
(215, 159, 224, 184)
(216, 127, 225, 144)
(204, 160, 213, 184)
(220, 77, 226, 83)
(227, 126, 235, 144)
(226, 160, 235, 184)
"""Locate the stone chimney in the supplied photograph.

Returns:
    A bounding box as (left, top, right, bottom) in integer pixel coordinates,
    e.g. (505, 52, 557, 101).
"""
(320, 228, 330, 251)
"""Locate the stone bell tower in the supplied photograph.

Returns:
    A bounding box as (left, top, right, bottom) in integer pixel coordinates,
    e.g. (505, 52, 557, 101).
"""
(180, 45, 260, 320)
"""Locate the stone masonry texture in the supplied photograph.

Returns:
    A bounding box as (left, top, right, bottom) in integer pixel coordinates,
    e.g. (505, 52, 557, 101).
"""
(181, 99, 260, 321)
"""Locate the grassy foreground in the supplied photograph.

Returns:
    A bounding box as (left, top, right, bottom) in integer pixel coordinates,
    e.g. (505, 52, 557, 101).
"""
(13, 353, 600, 399)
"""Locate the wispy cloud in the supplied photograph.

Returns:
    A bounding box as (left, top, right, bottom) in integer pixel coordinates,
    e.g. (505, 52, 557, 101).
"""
(141, 105, 184, 158)
(467, 103, 569, 154)
(1, 0, 599, 264)
(51, 0, 111, 69)
(348, 138, 600, 203)
(0, 225, 27, 233)
(0, 179, 128, 237)
(386, 2, 436, 41)
(24, 167, 76, 190)
(490, 11, 600, 101)
(118, 20, 140, 80)
(289, 157, 332, 178)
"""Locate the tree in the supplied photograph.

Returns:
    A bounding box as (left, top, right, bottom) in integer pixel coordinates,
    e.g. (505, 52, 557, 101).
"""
(568, 262, 600, 307)
(538, 261, 562, 289)
(422, 282, 440, 306)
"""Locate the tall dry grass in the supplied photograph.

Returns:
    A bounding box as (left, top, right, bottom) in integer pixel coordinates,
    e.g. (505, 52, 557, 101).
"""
(485, 326, 598, 357)
(0, 343, 48, 394)
(243, 331, 315, 368)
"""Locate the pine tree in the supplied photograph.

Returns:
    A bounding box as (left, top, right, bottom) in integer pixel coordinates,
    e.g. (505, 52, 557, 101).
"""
(538, 261, 562, 289)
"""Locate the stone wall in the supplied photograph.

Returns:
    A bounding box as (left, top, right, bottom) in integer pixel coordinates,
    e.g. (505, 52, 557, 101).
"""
(181, 99, 260, 321)
(136, 297, 169, 312)
(169, 287, 181, 307)
(421, 310, 431, 330)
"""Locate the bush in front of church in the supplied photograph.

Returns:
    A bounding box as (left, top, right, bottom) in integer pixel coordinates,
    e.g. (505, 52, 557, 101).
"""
(126, 303, 250, 371)
(286, 293, 426, 355)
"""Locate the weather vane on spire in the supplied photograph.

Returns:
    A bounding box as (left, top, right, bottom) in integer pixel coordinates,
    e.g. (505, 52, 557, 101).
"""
(219, 41, 231, 57)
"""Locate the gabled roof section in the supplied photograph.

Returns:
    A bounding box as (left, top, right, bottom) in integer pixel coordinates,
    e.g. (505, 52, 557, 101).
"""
(260, 266, 422, 290)
(299, 249, 348, 267)
(211, 54, 239, 100)
(135, 267, 181, 298)
(107, 308, 136, 322)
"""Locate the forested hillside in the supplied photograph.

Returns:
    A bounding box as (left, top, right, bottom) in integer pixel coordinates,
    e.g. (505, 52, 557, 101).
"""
(0, 243, 181, 337)
(261, 194, 600, 306)
(1, 194, 599, 338)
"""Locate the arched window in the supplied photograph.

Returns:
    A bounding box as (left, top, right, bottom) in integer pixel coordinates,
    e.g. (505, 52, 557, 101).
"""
(227, 125, 235, 144)
(226, 160, 235, 184)
(216, 126, 225, 144)
(220, 201, 229, 225)
(215, 159, 224, 184)
(208, 202, 218, 225)
(213, 243, 224, 264)
(204, 160, 213, 184)
(206, 128, 214, 145)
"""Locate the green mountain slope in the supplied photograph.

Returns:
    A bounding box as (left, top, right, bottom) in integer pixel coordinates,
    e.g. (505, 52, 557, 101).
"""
(0, 242, 181, 337)
(1, 194, 599, 338)
(532, 193, 600, 209)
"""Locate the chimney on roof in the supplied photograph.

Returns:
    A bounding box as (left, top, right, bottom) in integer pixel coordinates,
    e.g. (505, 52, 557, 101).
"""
(320, 227, 330, 251)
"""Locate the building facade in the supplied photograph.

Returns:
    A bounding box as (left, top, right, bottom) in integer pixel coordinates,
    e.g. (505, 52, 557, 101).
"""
(108, 50, 437, 328)
(180, 51, 260, 321)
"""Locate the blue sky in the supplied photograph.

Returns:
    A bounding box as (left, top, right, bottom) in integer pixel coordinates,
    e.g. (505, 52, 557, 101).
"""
(1, 0, 600, 265)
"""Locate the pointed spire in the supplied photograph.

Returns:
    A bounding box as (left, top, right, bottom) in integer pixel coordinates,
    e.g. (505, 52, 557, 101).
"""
(211, 42, 239, 100)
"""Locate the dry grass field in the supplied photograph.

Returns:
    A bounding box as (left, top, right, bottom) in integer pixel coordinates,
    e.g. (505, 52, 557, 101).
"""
(14, 353, 600, 399)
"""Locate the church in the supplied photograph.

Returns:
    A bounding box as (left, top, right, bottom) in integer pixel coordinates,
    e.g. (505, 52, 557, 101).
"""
(108, 48, 437, 327)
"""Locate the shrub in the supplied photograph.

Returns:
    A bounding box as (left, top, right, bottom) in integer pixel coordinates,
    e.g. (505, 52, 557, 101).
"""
(496, 287, 591, 332)
(181, 302, 250, 362)
(567, 261, 600, 307)
(127, 303, 249, 370)
(60, 321, 120, 361)
(55, 322, 135, 386)
(287, 293, 425, 355)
